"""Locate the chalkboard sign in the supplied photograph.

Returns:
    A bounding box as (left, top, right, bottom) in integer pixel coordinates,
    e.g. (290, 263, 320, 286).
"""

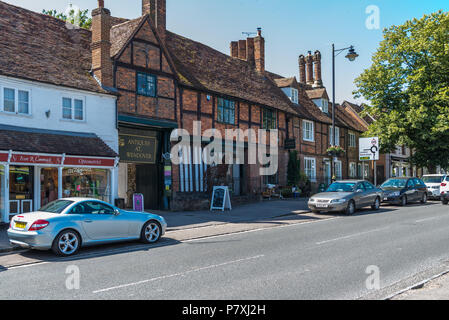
(210, 186, 232, 211)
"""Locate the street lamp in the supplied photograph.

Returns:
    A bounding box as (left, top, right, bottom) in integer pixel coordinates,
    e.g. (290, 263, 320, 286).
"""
(330, 44, 359, 183)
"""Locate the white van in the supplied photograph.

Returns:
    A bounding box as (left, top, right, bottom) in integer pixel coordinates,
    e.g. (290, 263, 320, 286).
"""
(441, 175, 449, 205)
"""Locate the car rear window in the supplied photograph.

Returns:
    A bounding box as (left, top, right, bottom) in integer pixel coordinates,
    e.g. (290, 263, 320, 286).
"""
(39, 200, 74, 214)
(422, 176, 444, 183)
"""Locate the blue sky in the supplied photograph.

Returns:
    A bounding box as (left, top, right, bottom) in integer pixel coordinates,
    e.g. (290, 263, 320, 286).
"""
(4, 0, 448, 104)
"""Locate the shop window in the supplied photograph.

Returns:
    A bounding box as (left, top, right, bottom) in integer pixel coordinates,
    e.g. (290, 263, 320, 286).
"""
(62, 168, 110, 202)
(40, 168, 59, 207)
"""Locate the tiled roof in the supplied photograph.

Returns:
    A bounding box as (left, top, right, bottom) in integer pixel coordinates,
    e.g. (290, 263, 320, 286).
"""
(110, 17, 145, 58)
(0, 1, 109, 95)
(306, 88, 329, 100)
(331, 104, 368, 133)
(0, 125, 117, 157)
(164, 31, 297, 114)
(273, 77, 297, 88)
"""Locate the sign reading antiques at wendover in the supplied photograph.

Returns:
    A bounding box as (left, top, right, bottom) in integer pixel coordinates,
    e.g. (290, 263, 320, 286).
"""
(119, 128, 158, 164)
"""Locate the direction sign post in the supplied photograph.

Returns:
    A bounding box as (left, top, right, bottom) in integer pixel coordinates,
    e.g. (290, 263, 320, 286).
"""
(359, 137, 380, 183)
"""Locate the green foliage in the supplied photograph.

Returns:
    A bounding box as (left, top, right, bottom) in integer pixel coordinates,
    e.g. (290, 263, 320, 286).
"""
(287, 150, 301, 186)
(326, 146, 346, 157)
(43, 5, 92, 30)
(354, 11, 449, 168)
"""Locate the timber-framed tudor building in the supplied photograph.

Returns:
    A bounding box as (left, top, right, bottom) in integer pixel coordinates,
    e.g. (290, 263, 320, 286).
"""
(0, 0, 388, 218)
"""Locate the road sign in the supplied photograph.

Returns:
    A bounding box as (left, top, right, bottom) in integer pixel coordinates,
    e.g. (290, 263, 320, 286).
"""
(359, 137, 379, 161)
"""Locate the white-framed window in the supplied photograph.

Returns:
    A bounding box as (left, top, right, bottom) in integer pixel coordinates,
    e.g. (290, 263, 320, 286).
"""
(304, 157, 316, 182)
(291, 88, 298, 104)
(303, 120, 314, 142)
(62, 97, 85, 121)
(1, 86, 31, 115)
(334, 160, 342, 180)
(321, 99, 328, 113)
(329, 126, 340, 146)
(349, 131, 356, 148)
(349, 162, 357, 178)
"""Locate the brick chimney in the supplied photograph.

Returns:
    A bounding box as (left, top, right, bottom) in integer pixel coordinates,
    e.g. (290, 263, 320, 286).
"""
(298, 54, 306, 84)
(305, 51, 314, 85)
(91, 0, 113, 88)
(238, 40, 247, 60)
(142, 0, 166, 39)
(230, 41, 239, 58)
(313, 50, 323, 88)
(254, 28, 265, 73)
(246, 37, 255, 67)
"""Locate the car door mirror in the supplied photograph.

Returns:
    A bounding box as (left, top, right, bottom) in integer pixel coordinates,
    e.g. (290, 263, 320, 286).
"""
(356, 189, 364, 193)
(113, 209, 121, 216)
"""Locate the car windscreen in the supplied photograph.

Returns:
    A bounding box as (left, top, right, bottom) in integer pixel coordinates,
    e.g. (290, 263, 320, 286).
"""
(38, 200, 74, 214)
(381, 179, 407, 189)
(326, 182, 356, 192)
(422, 176, 444, 184)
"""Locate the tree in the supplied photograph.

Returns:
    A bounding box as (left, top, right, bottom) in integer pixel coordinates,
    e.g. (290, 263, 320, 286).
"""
(43, 5, 92, 30)
(354, 11, 449, 169)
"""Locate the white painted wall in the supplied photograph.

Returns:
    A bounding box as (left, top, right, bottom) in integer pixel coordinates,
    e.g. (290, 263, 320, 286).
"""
(0, 75, 118, 153)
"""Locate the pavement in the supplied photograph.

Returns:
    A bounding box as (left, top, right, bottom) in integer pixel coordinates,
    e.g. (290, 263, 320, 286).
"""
(0, 198, 310, 254)
(2, 201, 449, 299)
(392, 271, 449, 300)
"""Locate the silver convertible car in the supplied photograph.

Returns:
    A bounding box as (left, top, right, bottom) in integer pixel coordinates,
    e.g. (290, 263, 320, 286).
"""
(308, 180, 383, 215)
(7, 198, 167, 256)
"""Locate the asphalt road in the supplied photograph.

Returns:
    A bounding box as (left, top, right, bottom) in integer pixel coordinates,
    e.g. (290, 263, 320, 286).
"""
(1, 201, 449, 300)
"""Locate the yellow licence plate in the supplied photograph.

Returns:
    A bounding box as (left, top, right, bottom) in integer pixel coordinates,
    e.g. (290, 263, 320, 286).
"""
(15, 222, 27, 229)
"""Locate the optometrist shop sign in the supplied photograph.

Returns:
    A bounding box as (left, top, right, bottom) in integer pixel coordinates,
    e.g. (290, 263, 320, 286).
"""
(119, 128, 158, 164)
(359, 137, 379, 161)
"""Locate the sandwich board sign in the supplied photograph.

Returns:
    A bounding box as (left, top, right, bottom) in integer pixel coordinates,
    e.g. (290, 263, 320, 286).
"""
(133, 193, 144, 212)
(210, 186, 232, 212)
(359, 137, 379, 161)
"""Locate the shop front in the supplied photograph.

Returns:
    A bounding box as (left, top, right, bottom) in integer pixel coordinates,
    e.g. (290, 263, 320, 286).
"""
(0, 151, 117, 223)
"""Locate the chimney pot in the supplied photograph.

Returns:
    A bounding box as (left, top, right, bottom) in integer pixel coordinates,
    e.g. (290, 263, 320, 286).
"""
(298, 55, 306, 84)
(305, 51, 314, 85)
(98, 0, 104, 8)
(313, 50, 323, 88)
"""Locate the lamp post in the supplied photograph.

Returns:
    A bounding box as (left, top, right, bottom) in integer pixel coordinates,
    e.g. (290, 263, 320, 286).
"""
(330, 45, 358, 183)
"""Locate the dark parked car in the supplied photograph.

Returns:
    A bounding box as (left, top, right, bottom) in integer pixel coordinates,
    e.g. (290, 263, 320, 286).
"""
(380, 177, 428, 206)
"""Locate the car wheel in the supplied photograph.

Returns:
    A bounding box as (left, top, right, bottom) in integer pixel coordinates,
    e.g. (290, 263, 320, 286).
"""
(52, 230, 81, 256)
(141, 221, 162, 244)
(371, 197, 381, 210)
(421, 193, 428, 204)
(400, 195, 407, 207)
(345, 200, 356, 215)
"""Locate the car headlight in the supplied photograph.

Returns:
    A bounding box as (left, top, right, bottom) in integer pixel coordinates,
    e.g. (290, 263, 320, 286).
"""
(331, 199, 347, 204)
(309, 198, 316, 203)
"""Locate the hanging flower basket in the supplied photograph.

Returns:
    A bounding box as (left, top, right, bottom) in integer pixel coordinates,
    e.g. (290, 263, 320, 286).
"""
(327, 146, 346, 157)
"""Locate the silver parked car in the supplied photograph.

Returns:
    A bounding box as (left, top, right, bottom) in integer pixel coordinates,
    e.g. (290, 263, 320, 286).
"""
(308, 180, 383, 215)
(7, 198, 167, 256)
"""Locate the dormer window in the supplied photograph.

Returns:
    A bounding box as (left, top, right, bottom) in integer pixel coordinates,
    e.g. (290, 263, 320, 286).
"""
(321, 99, 328, 113)
(291, 88, 298, 104)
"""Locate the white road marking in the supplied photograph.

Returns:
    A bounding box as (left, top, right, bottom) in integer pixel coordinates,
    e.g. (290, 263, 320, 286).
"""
(415, 215, 449, 224)
(92, 254, 265, 294)
(315, 227, 390, 245)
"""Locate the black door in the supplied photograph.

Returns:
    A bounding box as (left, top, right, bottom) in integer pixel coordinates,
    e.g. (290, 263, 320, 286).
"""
(136, 164, 161, 210)
(376, 165, 385, 185)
